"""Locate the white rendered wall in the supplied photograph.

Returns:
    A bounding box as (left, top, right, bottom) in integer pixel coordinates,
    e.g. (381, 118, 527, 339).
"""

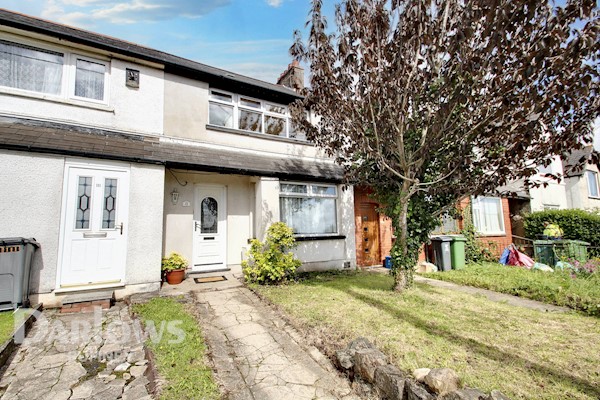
(529, 184, 569, 211)
(126, 164, 165, 286)
(0, 150, 165, 297)
(0, 31, 164, 136)
(163, 172, 255, 265)
(565, 165, 600, 210)
(0, 150, 65, 294)
(163, 73, 328, 160)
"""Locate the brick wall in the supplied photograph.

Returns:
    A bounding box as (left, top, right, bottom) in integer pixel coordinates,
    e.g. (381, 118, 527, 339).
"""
(354, 190, 514, 265)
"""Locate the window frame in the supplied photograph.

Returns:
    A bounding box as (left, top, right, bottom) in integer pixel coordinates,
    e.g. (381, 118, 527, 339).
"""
(69, 53, 110, 104)
(208, 88, 303, 140)
(587, 170, 600, 198)
(0, 36, 110, 105)
(279, 181, 339, 237)
(471, 196, 506, 236)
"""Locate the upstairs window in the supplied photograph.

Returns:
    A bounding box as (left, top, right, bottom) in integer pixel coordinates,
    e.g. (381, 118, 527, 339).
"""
(74, 58, 107, 101)
(0, 40, 63, 95)
(208, 89, 306, 140)
(587, 171, 599, 198)
(472, 196, 505, 235)
(0, 39, 109, 103)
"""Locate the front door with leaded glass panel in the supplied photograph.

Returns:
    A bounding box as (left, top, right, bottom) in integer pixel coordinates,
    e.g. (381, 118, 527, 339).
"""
(58, 163, 130, 288)
(192, 185, 227, 272)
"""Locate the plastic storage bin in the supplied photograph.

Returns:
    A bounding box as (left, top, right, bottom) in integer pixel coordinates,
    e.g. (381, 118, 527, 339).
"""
(384, 256, 392, 269)
(431, 236, 453, 271)
(449, 235, 467, 269)
(533, 239, 590, 266)
(0, 238, 39, 311)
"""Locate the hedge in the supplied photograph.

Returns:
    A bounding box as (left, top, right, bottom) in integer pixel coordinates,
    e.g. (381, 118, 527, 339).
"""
(524, 209, 600, 256)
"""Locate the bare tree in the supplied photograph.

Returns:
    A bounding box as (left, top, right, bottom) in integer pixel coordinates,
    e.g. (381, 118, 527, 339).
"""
(290, 0, 600, 290)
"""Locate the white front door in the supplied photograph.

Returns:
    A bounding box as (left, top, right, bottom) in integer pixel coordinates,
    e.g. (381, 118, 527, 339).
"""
(59, 163, 130, 288)
(192, 185, 227, 272)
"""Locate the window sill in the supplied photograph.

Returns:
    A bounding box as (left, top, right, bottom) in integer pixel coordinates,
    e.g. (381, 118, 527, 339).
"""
(0, 87, 114, 113)
(476, 232, 507, 237)
(206, 124, 313, 145)
(294, 235, 346, 242)
(588, 196, 600, 200)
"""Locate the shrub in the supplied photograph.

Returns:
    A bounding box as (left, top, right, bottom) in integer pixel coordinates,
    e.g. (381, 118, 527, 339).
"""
(242, 222, 302, 284)
(461, 204, 496, 263)
(524, 209, 600, 256)
(161, 252, 188, 272)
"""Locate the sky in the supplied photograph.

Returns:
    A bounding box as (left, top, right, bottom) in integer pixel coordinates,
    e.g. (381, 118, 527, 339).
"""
(0, 0, 336, 84)
(1, 0, 598, 148)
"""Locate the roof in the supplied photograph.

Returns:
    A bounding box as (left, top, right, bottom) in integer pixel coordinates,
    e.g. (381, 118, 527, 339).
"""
(0, 9, 300, 105)
(562, 146, 595, 177)
(0, 116, 344, 182)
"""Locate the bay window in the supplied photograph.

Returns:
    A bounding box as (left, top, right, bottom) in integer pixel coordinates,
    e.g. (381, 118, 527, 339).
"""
(208, 89, 305, 140)
(0, 39, 109, 103)
(471, 196, 505, 235)
(280, 183, 337, 235)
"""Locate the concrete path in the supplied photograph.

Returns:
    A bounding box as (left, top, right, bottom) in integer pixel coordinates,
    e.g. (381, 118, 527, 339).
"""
(414, 275, 570, 313)
(162, 270, 357, 400)
(0, 304, 151, 400)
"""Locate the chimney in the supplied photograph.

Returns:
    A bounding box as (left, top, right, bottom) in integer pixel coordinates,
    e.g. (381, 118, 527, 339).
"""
(276, 60, 304, 92)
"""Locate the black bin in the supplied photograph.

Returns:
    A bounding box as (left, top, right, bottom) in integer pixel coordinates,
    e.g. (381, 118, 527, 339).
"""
(431, 236, 453, 271)
(0, 238, 39, 310)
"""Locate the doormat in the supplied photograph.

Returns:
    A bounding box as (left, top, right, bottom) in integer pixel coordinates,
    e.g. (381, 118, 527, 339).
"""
(194, 276, 227, 284)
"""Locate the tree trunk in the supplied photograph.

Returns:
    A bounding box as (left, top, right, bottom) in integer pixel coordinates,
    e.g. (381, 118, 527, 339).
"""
(393, 186, 413, 291)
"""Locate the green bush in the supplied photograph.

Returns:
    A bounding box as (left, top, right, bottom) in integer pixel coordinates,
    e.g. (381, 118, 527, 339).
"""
(242, 222, 302, 284)
(524, 209, 600, 256)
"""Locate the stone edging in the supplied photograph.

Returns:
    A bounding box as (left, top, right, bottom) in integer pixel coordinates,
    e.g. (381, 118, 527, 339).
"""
(335, 337, 511, 400)
(0, 303, 43, 369)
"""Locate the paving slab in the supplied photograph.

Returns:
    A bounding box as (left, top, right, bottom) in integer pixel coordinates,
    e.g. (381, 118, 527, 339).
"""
(0, 303, 151, 400)
(187, 281, 358, 400)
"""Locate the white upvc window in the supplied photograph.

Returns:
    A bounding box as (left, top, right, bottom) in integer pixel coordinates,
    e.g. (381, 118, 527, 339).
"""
(471, 196, 505, 235)
(279, 182, 338, 235)
(208, 88, 306, 140)
(587, 170, 599, 198)
(0, 39, 109, 104)
(71, 55, 109, 102)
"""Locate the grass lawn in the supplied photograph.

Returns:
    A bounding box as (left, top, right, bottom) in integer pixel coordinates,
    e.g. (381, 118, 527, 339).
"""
(133, 297, 220, 400)
(0, 311, 15, 344)
(423, 263, 600, 316)
(254, 271, 600, 400)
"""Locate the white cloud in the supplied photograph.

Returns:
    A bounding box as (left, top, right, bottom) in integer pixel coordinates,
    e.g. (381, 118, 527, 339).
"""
(266, 0, 283, 7)
(42, 0, 231, 25)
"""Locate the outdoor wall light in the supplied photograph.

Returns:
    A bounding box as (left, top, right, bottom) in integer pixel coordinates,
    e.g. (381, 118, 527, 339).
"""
(171, 189, 179, 205)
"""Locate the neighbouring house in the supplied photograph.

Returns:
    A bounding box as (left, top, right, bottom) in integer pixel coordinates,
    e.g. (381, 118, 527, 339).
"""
(562, 146, 600, 210)
(511, 146, 600, 213)
(0, 9, 356, 308)
(353, 188, 513, 267)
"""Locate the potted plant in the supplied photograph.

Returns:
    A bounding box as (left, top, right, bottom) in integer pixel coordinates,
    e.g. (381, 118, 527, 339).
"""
(162, 252, 188, 285)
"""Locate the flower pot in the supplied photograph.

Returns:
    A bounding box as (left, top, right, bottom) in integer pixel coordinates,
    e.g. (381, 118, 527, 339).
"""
(165, 269, 185, 285)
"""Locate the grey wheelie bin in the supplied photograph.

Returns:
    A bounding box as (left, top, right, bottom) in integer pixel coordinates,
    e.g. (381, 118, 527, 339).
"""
(0, 238, 39, 311)
(431, 236, 453, 271)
